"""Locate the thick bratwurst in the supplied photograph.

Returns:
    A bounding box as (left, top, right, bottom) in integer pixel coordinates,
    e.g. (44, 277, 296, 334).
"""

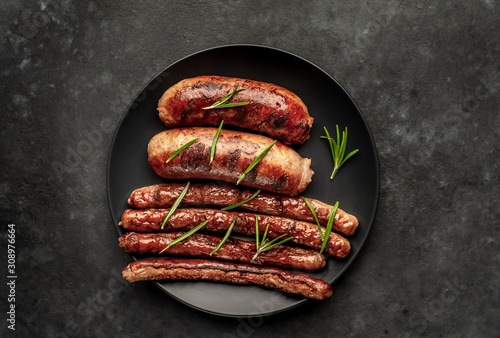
(147, 127, 314, 196)
(157, 75, 314, 145)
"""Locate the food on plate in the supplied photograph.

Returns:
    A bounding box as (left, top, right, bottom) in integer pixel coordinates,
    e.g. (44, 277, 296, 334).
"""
(119, 232, 326, 270)
(147, 127, 313, 196)
(127, 183, 359, 235)
(122, 258, 332, 300)
(157, 75, 314, 145)
(115, 72, 368, 304)
(119, 208, 351, 258)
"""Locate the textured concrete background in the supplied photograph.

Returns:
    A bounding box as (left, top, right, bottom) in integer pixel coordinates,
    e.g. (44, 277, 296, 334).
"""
(1, 1, 499, 337)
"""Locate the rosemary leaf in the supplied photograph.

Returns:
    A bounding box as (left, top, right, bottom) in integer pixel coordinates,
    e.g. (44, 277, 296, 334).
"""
(211, 102, 249, 109)
(221, 189, 261, 211)
(255, 216, 260, 251)
(320, 201, 339, 254)
(210, 216, 237, 256)
(161, 182, 190, 229)
(338, 125, 347, 162)
(229, 235, 255, 242)
(303, 197, 323, 238)
(210, 120, 224, 164)
(259, 236, 294, 253)
(322, 126, 359, 180)
(260, 223, 269, 248)
(166, 138, 198, 163)
(202, 85, 249, 110)
(341, 149, 360, 166)
(335, 125, 341, 159)
(261, 233, 289, 248)
(160, 220, 208, 253)
(211, 87, 245, 107)
(237, 140, 277, 185)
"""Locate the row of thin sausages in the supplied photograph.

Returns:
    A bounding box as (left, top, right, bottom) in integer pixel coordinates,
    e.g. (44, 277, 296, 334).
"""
(119, 183, 357, 300)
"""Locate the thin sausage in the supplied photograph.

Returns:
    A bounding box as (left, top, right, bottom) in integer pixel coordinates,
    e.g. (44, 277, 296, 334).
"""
(119, 232, 326, 270)
(122, 258, 332, 300)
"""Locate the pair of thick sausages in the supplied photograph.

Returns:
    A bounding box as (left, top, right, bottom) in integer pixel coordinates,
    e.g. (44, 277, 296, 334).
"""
(149, 75, 315, 196)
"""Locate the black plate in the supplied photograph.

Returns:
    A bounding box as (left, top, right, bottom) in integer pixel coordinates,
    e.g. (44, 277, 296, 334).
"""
(107, 44, 379, 317)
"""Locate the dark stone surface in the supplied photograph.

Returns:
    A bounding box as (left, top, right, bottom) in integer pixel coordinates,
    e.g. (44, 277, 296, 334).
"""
(1, 1, 499, 337)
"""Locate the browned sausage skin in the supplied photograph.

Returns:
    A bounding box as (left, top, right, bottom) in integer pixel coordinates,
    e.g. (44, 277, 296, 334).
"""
(118, 208, 351, 258)
(122, 258, 332, 300)
(119, 232, 326, 270)
(127, 183, 359, 235)
(157, 75, 314, 145)
(147, 127, 314, 196)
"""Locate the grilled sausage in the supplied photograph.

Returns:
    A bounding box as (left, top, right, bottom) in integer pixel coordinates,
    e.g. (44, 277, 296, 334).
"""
(127, 183, 359, 235)
(118, 208, 351, 258)
(157, 75, 314, 145)
(122, 258, 332, 300)
(147, 127, 313, 196)
(119, 232, 326, 270)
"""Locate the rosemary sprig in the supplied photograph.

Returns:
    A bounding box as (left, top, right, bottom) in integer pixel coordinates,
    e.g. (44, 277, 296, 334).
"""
(210, 120, 224, 164)
(202, 85, 249, 110)
(321, 126, 359, 180)
(161, 182, 190, 229)
(166, 138, 198, 163)
(252, 222, 294, 262)
(221, 189, 261, 211)
(237, 140, 277, 185)
(159, 220, 208, 254)
(210, 216, 237, 256)
(303, 197, 323, 238)
(320, 201, 339, 254)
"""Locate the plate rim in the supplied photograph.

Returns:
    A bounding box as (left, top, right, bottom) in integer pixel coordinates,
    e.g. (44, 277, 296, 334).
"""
(106, 43, 380, 318)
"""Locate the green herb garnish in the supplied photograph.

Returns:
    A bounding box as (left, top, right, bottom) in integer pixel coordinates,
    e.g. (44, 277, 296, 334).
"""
(320, 201, 339, 254)
(237, 140, 277, 185)
(229, 235, 255, 242)
(210, 120, 224, 164)
(303, 197, 323, 238)
(221, 189, 261, 211)
(303, 197, 340, 254)
(210, 216, 237, 256)
(159, 220, 209, 254)
(252, 218, 294, 262)
(255, 216, 260, 252)
(202, 85, 249, 110)
(166, 138, 198, 163)
(161, 182, 190, 229)
(321, 126, 359, 180)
